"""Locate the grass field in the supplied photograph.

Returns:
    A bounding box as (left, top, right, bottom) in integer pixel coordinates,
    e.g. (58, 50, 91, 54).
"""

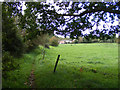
(2, 43, 118, 88)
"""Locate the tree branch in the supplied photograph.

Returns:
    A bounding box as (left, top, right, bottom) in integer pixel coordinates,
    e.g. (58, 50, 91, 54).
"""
(57, 8, 120, 17)
(57, 2, 120, 17)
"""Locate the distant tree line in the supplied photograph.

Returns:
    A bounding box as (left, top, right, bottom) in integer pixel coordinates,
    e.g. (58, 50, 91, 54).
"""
(75, 35, 119, 43)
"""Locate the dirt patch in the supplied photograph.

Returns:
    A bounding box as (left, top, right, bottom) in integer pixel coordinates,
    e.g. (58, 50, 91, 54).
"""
(29, 68, 35, 88)
(24, 67, 36, 89)
(24, 62, 36, 89)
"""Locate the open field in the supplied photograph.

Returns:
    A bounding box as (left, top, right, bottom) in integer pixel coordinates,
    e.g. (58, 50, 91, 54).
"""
(2, 43, 118, 88)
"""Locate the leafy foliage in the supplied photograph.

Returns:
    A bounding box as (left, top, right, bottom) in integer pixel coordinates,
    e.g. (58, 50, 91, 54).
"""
(32, 34, 50, 46)
(2, 2, 24, 57)
(49, 36, 59, 46)
(2, 2, 24, 78)
(24, 33, 50, 52)
(78, 37, 83, 43)
(17, 2, 119, 40)
(2, 51, 19, 78)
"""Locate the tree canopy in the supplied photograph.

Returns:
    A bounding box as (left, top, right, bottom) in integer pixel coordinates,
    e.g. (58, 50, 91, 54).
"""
(2, 1, 120, 40)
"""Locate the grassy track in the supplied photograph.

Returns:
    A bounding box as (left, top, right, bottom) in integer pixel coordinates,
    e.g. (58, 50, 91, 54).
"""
(2, 47, 42, 88)
(2, 43, 118, 88)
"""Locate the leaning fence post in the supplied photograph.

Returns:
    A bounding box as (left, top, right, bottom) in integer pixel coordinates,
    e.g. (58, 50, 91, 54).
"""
(54, 55, 60, 73)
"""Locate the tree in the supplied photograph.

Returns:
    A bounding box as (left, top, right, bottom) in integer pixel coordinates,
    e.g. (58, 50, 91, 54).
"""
(2, 2, 24, 57)
(2, 2, 24, 77)
(2, 2, 120, 41)
(18, 2, 119, 39)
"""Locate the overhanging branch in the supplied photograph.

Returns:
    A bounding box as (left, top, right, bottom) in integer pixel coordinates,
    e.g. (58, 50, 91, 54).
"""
(57, 8, 120, 17)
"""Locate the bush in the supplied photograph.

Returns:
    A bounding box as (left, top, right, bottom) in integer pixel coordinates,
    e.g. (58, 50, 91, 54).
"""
(23, 33, 51, 52)
(49, 36, 59, 46)
(74, 39, 78, 44)
(78, 37, 83, 43)
(2, 51, 19, 78)
(32, 34, 50, 46)
(24, 40, 36, 52)
(45, 43, 50, 49)
(72, 39, 79, 44)
(116, 38, 120, 43)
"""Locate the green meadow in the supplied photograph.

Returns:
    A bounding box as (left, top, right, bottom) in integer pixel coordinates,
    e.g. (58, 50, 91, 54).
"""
(2, 43, 118, 88)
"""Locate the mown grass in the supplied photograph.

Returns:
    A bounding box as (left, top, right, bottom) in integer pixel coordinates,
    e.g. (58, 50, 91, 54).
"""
(34, 43, 118, 88)
(2, 43, 118, 88)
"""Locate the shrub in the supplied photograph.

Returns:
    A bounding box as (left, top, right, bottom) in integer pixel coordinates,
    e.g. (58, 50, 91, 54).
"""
(3, 30, 24, 57)
(24, 40, 36, 52)
(24, 34, 50, 52)
(116, 38, 120, 43)
(72, 39, 78, 44)
(45, 43, 50, 49)
(78, 37, 83, 43)
(74, 39, 78, 44)
(32, 34, 50, 46)
(2, 51, 19, 78)
(49, 36, 59, 46)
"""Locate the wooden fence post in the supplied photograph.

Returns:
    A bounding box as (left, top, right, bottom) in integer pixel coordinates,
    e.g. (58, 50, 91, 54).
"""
(54, 55, 60, 73)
